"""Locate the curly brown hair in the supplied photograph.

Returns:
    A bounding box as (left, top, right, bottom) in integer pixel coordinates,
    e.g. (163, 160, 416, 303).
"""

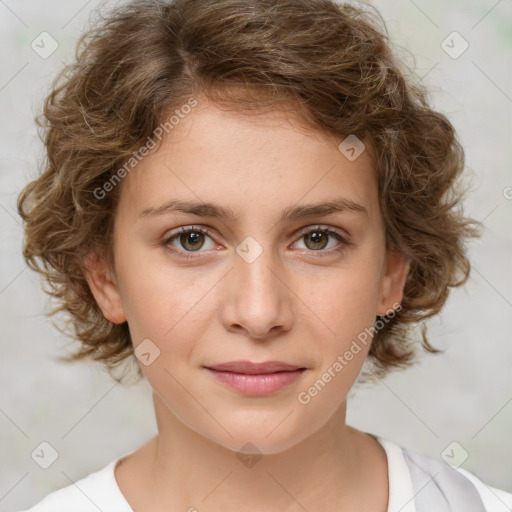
(17, 0, 480, 382)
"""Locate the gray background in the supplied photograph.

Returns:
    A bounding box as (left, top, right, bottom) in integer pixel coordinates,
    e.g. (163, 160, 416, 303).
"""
(1, 0, 511, 510)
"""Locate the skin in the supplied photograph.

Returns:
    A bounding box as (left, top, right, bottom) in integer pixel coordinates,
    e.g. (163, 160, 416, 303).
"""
(85, 97, 410, 511)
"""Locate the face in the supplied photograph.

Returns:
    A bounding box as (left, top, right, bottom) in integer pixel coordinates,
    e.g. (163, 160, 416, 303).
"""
(85, 98, 409, 455)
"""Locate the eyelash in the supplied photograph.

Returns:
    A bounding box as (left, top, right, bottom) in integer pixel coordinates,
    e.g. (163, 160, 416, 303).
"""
(161, 224, 352, 260)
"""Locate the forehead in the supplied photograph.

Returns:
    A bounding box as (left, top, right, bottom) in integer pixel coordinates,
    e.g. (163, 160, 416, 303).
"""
(117, 101, 379, 224)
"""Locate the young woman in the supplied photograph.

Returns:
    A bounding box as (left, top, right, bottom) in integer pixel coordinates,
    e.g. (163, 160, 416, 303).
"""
(16, 0, 512, 510)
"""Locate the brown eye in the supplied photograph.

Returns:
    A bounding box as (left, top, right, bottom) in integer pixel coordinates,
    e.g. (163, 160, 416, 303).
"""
(163, 226, 217, 255)
(303, 230, 330, 251)
(293, 225, 351, 255)
(179, 230, 205, 251)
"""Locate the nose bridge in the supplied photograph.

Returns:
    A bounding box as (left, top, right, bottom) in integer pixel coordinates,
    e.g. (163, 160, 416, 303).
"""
(221, 235, 292, 337)
(235, 235, 285, 304)
(239, 244, 280, 292)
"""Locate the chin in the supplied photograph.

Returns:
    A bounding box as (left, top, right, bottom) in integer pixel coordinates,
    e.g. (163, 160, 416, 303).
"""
(204, 418, 317, 456)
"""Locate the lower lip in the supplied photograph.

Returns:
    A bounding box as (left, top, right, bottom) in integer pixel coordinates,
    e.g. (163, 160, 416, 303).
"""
(205, 368, 306, 396)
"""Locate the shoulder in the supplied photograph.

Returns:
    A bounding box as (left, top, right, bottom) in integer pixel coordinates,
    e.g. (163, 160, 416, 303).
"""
(400, 442, 512, 512)
(17, 458, 132, 512)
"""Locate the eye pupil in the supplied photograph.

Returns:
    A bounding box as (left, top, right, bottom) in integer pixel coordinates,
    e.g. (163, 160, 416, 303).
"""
(305, 231, 328, 250)
(181, 231, 204, 251)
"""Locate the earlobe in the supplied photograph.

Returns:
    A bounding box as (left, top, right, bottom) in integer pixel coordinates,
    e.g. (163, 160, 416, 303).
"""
(377, 249, 410, 316)
(83, 252, 127, 324)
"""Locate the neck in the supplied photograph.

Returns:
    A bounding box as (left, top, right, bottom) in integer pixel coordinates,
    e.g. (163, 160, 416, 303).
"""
(132, 393, 382, 511)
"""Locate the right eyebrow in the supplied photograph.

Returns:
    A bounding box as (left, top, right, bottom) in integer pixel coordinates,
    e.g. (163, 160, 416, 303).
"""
(138, 200, 240, 222)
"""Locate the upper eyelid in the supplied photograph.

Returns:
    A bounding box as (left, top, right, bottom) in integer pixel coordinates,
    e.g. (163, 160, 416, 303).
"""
(295, 224, 349, 238)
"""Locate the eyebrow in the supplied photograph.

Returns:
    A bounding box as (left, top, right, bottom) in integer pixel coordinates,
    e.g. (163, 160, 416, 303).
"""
(138, 198, 368, 222)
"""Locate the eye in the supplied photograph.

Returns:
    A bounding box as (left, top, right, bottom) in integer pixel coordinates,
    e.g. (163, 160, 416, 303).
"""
(162, 225, 218, 257)
(162, 224, 352, 260)
(292, 225, 351, 255)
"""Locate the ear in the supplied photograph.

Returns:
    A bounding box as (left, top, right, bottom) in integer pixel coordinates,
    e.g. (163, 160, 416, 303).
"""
(376, 248, 410, 316)
(83, 252, 127, 324)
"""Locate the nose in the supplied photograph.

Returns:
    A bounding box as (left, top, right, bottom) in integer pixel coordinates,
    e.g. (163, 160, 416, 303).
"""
(219, 246, 293, 340)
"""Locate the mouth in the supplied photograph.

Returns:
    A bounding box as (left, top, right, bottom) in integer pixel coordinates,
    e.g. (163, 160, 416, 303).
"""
(203, 361, 307, 396)
(205, 360, 306, 374)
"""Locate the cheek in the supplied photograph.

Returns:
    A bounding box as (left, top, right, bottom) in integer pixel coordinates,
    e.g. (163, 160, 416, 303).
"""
(296, 261, 381, 400)
(294, 272, 378, 417)
(304, 263, 382, 340)
(116, 249, 214, 342)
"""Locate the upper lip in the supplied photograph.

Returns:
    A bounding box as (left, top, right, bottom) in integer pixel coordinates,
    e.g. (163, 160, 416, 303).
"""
(205, 361, 305, 374)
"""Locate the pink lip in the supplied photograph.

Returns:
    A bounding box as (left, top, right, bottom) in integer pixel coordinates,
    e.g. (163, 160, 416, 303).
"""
(206, 360, 304, 374)
(204, 361, 307, 396)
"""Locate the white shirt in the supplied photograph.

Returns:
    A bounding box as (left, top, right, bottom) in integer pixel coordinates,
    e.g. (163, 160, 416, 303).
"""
(18, 435, 512, 512)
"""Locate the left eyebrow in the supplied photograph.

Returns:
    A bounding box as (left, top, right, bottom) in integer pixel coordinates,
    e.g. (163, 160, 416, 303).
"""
(138, 198, 368, 222)
(279, 198, 368, 221)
